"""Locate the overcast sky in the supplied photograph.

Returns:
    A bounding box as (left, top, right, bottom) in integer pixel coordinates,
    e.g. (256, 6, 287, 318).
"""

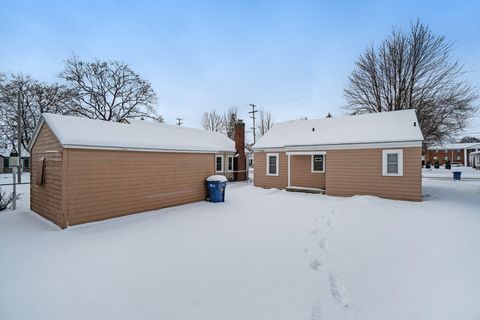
(1, 0, 479, 140)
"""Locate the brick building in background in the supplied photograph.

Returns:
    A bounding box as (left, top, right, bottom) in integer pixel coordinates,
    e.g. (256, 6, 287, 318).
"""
(424, 143, 480, 166)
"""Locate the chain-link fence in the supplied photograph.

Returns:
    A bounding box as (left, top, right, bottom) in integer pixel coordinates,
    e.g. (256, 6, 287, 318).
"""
(0, 173, 30, 211)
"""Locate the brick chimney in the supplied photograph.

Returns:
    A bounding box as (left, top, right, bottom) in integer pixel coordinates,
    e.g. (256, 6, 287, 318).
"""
(234, 120, 247, 181)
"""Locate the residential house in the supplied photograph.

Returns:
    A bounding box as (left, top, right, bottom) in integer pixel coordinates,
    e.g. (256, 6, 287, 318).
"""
(253, 110, 423, 201)
(0, 148, 30, 173)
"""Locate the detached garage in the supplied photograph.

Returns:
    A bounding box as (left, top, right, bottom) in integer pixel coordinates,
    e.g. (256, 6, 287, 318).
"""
(29, 114, 238, 228)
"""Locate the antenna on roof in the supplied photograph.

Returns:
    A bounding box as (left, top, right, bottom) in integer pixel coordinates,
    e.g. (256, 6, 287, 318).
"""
(176, 118, 183, 126)
(326, 112, 332, 118)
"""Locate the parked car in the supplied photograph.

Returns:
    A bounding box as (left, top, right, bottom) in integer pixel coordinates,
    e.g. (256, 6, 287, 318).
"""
(450, 162, 462, 167)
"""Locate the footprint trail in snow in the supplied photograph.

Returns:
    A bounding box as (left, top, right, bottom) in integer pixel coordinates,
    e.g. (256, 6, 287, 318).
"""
(328, 272, 349, 308)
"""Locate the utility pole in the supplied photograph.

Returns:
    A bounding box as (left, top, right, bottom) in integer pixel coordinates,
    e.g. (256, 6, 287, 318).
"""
(248, 104, 258, 144)
(17, 91, 22, 183)
(176, 118, 183, 126)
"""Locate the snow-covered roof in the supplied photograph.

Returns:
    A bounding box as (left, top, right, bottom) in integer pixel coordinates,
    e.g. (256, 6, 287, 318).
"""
(253, 109, 423, 150)
(0, 147, 30, 158)
(31, 114, 235, 153)
(428, 143, 480, 150)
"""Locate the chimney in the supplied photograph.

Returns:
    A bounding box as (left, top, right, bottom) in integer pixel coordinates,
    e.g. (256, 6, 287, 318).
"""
(234, 119, 247, 181)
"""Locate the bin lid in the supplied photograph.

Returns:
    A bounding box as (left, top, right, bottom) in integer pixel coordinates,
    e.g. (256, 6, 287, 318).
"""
(207, 175, 228, 182)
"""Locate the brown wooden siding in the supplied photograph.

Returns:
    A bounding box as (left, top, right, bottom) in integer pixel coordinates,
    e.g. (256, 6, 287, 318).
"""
(253, 152, 288, 189)
(326, 147, 422, 201)
(254, 147, 422, 201)
(30, 123, 65, 227)
(65, 149, 215, 225)
(290, 155, 326, 189)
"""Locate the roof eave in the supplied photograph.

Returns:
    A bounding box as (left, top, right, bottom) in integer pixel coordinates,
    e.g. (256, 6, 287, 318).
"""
(61, 144, 235, 154)
(253, 140, 424, 151)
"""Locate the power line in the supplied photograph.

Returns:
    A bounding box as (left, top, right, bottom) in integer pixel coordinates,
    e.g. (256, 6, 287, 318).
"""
(248, 104, 258, 144)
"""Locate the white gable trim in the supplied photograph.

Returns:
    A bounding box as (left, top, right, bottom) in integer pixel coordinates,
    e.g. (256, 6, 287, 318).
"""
(28, 117, 46, 152)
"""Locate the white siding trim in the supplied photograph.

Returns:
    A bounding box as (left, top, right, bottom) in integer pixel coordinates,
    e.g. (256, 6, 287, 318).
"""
(254, 140, 422, 152)
(227, 155, 234, 171)
(215, 155, 224, 173)
(287, 154, 291, 187)
(382, 149, 403, 176)
(311, 154, 326, 173)
(266, 153, 279, 176)
(286, 151, 326, 156)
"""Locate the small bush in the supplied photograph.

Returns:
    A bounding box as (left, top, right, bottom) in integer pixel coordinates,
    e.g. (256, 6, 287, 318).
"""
(425, 161, 431, 169)
(0, 189, 16, 211)
(434, 160, 440, 169)
(445, 160, 451, 170)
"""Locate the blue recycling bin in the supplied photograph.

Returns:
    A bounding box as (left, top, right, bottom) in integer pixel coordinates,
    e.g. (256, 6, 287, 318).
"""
(453, 171, 462, 181)
(206, 180, 227, 202)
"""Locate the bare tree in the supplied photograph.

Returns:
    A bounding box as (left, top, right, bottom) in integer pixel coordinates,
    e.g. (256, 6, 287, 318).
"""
(344, 20, 478, 145)
(60, 56, 162, 122)
(460, 136, 480, 143)
(256, 109, 274, 137)
(0, 74, 76, 150)
(201, 110, 225, 132)
(223, 107, 238, 139)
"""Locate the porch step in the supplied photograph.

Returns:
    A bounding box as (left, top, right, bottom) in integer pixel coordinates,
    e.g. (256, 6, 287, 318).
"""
(286, 186, 325, 194)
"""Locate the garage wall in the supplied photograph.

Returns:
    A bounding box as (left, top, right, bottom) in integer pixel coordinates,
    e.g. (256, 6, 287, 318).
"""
(65, 149, 215, 226)
(326, 147, 422, 201)
(30, 123, 65, 227)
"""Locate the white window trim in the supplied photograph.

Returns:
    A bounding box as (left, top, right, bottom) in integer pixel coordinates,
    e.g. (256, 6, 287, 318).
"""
(227, 155, 234, 172)
(215, 155, 223, 172)
(266, 153, 279, 176)
(311, 154, 325, 173)
(382, 149, 403, 176)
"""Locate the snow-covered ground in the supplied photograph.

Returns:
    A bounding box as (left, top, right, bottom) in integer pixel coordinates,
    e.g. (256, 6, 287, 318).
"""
(1, 179, 479, 320)
(422, 166, 480, 179)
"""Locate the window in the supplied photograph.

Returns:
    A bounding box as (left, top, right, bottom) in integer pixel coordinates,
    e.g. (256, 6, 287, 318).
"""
(435, 150, 439, 153)
(444, 156, 449, 161)
(444, 150, 448, 153)
(227, 155, 234, 171)
(382, 150, 403, 176)
(3, 157, 8, 168)
(311, 154, 325, 173)
(456, 156, 461, 160)
(266, 153, 279, 176)
(23, 158, 30, 169)
(215, 155, 223, 172)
